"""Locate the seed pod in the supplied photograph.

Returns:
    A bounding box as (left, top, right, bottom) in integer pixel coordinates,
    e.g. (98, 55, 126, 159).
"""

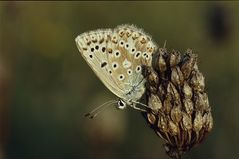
(193, 111, 203, 132)
(169, 120, 179, 136)
(145, 67, 159, 94)
(158, 84, 166, 101)
(167, 82, 181, 105)
(170, 106, 182, 124)
(183, 82, 193, 99)
(194, 92, 210, 112)
(158, 115, 169, 132)
(147, 68, 159, 88)
(190, 70, 205, 92)
(147, 113, 157, 125)
(163, 93, 173, 115)
(183, 99, 194, 115)
(157, 48, 167, 72)
(148, 93, 162, 111)
(169, 50, 181, 67)
(181, 112, 192, 131)
(171, 66, 184, 87)
(180, 49, 197, 79)
(143, 48, 213, 159)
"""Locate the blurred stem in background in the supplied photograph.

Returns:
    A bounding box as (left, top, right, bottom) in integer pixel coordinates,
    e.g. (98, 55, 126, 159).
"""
(0, 60, 8, 159)
(0, 2, 16, 159)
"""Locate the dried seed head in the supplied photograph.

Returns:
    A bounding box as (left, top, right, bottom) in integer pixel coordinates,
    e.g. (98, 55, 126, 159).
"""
(143, 48, 213, 159)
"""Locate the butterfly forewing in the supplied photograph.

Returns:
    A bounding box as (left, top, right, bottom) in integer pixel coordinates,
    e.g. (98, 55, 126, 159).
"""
(75, 24, 157, 102)
(75, 30, 125, 98)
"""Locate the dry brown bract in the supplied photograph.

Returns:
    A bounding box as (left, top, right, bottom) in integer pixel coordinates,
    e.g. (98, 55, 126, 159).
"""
(143, 48, 213, 159)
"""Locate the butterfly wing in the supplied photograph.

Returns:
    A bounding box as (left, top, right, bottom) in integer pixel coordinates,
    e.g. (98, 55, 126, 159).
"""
(75, 24, 157, 101)
(75, 29, 126, 99)
(107, 25, 158, 101)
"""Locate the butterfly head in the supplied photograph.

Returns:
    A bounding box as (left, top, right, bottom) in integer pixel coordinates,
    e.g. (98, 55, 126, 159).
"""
(117, 99, 127, 110)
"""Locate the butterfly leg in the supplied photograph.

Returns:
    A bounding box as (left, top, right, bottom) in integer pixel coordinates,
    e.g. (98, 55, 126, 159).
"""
(130, 103, 148, 112)
(133, 106, 148, 112)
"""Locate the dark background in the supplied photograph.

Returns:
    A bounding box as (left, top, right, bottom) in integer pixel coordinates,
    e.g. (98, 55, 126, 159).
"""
(0, 1, 239, 159)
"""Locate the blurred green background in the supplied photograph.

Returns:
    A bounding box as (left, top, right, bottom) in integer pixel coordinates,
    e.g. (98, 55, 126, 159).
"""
(0, 1, 239, 159)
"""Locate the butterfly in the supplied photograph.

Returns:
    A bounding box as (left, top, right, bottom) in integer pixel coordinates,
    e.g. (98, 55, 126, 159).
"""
(75, 24, 157, 118)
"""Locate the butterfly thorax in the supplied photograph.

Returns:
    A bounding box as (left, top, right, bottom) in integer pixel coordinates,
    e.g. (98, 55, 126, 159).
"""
(125, 78, 146, 102)
(117, 78, 146, 110)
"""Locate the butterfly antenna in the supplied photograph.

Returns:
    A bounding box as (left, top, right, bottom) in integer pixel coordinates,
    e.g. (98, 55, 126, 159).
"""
(84, 100, 117, 119)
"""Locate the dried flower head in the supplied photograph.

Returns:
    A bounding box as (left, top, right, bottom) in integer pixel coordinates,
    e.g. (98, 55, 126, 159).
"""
(143, 48, 213, 159)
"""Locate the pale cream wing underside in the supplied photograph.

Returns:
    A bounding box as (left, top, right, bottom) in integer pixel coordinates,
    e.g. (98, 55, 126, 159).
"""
(75, 24, 157, 101)
(75, 29, 126, 99)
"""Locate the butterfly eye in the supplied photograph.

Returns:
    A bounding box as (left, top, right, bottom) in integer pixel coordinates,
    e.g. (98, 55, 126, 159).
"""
(136, 65, 142, 73)
(117, 100, 126, 110)
(134, 51, 141, 59)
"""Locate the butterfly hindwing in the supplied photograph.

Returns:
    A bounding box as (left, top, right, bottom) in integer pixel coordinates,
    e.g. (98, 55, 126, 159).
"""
(75, 24, 157, 102)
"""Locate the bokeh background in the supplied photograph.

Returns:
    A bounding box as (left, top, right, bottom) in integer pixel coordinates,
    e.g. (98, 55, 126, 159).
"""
(0, 1, 239, 159)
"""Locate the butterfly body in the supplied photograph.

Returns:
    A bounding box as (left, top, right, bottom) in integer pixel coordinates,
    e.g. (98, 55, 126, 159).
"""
(75, 24, 157, 112)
